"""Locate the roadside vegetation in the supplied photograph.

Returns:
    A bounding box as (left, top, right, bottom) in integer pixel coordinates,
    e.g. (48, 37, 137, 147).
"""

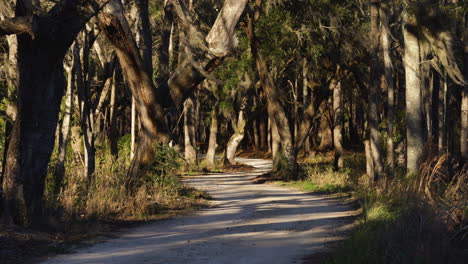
(264, 150, 467, 264)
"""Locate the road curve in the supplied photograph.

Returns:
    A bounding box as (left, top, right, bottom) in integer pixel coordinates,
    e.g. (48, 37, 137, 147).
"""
(40, 158, 355, 264)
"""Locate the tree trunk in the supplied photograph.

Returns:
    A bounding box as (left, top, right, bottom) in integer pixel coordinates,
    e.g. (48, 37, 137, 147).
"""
(135, 0, 152, 76)
(333, 80, 344, 170)
(74, 41, 96, 184)
(259, 114, 267, 150)
(184, 96, 197, 165)
(100, 0, 248, 180)
(158, 0, 174, 80)
(205, 107, 218, 168)
(53, 53, 75, 197)
(380, 2, 394, 172)
(403, 8, 424, 175)
(1, 1, 106, 225)
(365, 140, 375, 185)
(302, 58, 311, 153)
(271, 119, 281, 160)
(369, 0, 384, 180)
(317, 103, 333, 152)
(461, 13, 468, 161)
(246, 3, 296, 176)
(130, 96, 136, 160)
(226, 110, 246, 165)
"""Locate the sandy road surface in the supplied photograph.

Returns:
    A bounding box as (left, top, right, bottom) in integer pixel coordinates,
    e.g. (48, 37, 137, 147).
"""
(40, 158, 355, 264)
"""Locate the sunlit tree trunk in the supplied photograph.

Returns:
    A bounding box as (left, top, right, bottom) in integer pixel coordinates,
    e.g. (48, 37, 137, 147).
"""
(333, 80, 344, 170)
(184, 95, 197, 165)
(226, 110, 246, 165)
(369, 0, 384, 181)
(403, 8, 424, 175)
(205, 107, 218, 168)
(380, 2, 394, 172)
(53, 49, 75, 197)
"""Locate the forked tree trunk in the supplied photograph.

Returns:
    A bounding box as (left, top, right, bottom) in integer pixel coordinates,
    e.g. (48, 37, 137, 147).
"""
(100, 0, 248, 181)
(1, 2, 106, 225)
(403, 8, 424, 175)
(226, 110, 246, 165)
(205, 107, 218, 168)
(369, 0, 384, 180)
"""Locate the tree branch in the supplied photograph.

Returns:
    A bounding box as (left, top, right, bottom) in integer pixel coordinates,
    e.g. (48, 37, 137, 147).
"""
(0, 16, 36, 37)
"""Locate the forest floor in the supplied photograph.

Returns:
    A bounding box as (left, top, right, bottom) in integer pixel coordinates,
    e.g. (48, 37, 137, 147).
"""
(36, 158, 357, 264)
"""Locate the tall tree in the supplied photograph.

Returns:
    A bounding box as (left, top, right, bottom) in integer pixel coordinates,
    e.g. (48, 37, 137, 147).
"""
(462, 12, 468, 161)
(403, 4, 423, 176)
(0, 0, 108, 226)
(369, 0, 384, 180)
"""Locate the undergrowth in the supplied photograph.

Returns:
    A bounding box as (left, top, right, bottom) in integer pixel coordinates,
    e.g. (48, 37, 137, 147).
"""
(45, 135, 211, 224)
(289, 151, 467, 264)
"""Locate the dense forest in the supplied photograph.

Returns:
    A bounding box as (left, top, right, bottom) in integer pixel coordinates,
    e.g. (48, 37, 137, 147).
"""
(0, 0, 467, 263)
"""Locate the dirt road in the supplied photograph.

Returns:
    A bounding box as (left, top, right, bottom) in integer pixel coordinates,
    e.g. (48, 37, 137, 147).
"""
(41, 158, 355, 264)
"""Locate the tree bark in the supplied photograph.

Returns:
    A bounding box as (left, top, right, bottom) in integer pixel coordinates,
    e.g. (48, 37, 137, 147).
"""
(317, 103, 333, 152)
(403, 8, 424, 175)
(333, 80, 344, 170)
(205, 107, 218, 168)
(365, 140, 375, 185)
(53, 50, 75, 197)
(135, 0, 152, 76)
(438, 72, 447, 154)
(226, 110, 246, 165)
(271, 118, 280, 161)
(246, 2, 296, 176)
(461, 13, 468, 161)
(380, 2, 394, 172)
(184, 95, 197, 165)
(1, 0, 108, 226)
(369, 0, 384, 180)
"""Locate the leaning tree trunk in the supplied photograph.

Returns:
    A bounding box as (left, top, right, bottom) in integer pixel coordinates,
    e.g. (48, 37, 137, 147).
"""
(205, 107, 218, 168)
(226, 110, 246, 165)
(369, 0, 384, 181)
(246, 2, 296, 177)
(100, 0, 248, 181)
(403, 8, 424, 175)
